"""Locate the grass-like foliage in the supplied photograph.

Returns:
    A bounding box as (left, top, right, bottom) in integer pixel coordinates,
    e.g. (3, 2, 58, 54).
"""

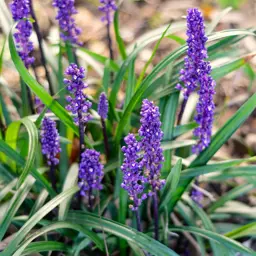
(0, 1, 256, 255)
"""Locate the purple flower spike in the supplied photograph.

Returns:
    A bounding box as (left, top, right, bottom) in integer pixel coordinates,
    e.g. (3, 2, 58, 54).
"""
(64, 63, 92, 126)
(53, 0, 81, 44)
(176, 8, 215, 153)
(78, 149, 104, 197)
(139, 99, 165, 195)
(40, 117, 61, 166)
(10, 0, 30, 20)
(121, 134, 148, 211)
(98, 92, 109, 120)
(99, 0, 117, 24)
(193, 74, 215, 154)
(176, 8, 208, 99)
(10, 0, 34, 68)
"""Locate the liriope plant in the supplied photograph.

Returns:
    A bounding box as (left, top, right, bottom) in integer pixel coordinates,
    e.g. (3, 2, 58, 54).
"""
(0, 0, 255, 255)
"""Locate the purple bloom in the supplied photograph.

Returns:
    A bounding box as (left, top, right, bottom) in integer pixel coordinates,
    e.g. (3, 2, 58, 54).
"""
(139, 99, 165, 195)
(191, 187, 203, 207)
(98, 92, 109, 120)
(176, 8, 215, 153)
(121, 134, 148, 211)
(10, 0, 34, 68)
(99, 0, 117, 24)
(10, 0, 30, 20)
(64, 63, 92, 126)
(40, 117, 61, 166)
(78, 149, 104, 197)
(53, 0, 81, 44)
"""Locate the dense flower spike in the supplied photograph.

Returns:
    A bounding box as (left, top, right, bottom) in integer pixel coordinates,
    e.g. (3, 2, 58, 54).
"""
(193, 72, 215, 153)
(99, 0, 117, 24)
(176, 8, 215, 153)
(176, 8, 208, 99)
(10, 0, 34, 68)
(98, 92, 109, 120)
(65, 63, 92, 126)
(139, 99, 165, 194)
(53, 0, 81, 44)
(121, 134, 147, 211)
(40, 117, 61, 166)
(78, 149, 104, 197)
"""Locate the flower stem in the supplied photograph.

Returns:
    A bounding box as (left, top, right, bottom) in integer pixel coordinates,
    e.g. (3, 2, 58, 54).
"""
(177, 98, 188, 125)
(29, 0, 54, 96)
(106, 22, 114, 83)
(78, 112, 85, 157)
(88, 188, 93, 212)
(153, 192, 159, 240)
(135, 210, 142, 232)
(101, 117, 110, 159)
(49, 164, 57, 191)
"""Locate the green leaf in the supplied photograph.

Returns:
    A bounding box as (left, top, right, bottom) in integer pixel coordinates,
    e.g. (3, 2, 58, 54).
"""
(8, 30, 79, 137)
(166, 34, 186, 45)
(67, 211, 179, 256)
(2, 186, 79, 255)
(212, 55, 255, 80)
(12, 221, 104, 256)
(6, 118, 38, 189)
(0, 139, 56, 197)
(168, 91, 256, 212)
(0, 178, 17, 202)
(207, 165, 256, 180)
(207, 7, 232, 35)
(225, 222, 256, 239)
(208, 183, 255, 213)
(114, 11, 127, 60)
(135, 24, 171, 90)
(79, 48, 119, 72)
(162, 91, 179, 170)
(29, 189, 49, 217)
(103, 59, 111, 93)
(173, 122, 197, 138)
(183, 197, 226, 255)
(58, 163, 78, 221)
(0, 36, 6, 74)
(160, 159, 182, 210)
(169, 226, 253, 255)
(181, 157, 256, 179)
(22, 241, 70, 255)
(0, 175, 35, 241)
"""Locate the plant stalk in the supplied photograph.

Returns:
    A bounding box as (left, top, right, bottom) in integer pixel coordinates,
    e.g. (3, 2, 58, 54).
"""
(107, 22, 114, 83)
(101, 117, 110, 159)
(135, 210, 142, 232)
(177, 98, 187, 125)
(153, 192, 159, 241)
(49, 164, 57, 191)
(29, 0, 54, 96)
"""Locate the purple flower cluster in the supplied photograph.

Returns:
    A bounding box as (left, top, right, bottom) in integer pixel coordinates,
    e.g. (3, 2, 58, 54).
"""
(98, 92, 109, 120)
(53, 0, 81, 44)
(139, 99, 165, 194)
(78, 149, 104, 197)
(99, 0, 117, 24)
(64, 63, 92, 126)
(176, 8, 215, 153)
(40, 117, 61, 166)
(10, 0, 34, 68)
(121, 134, 148, 211)
(121, 99, 165, 210)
